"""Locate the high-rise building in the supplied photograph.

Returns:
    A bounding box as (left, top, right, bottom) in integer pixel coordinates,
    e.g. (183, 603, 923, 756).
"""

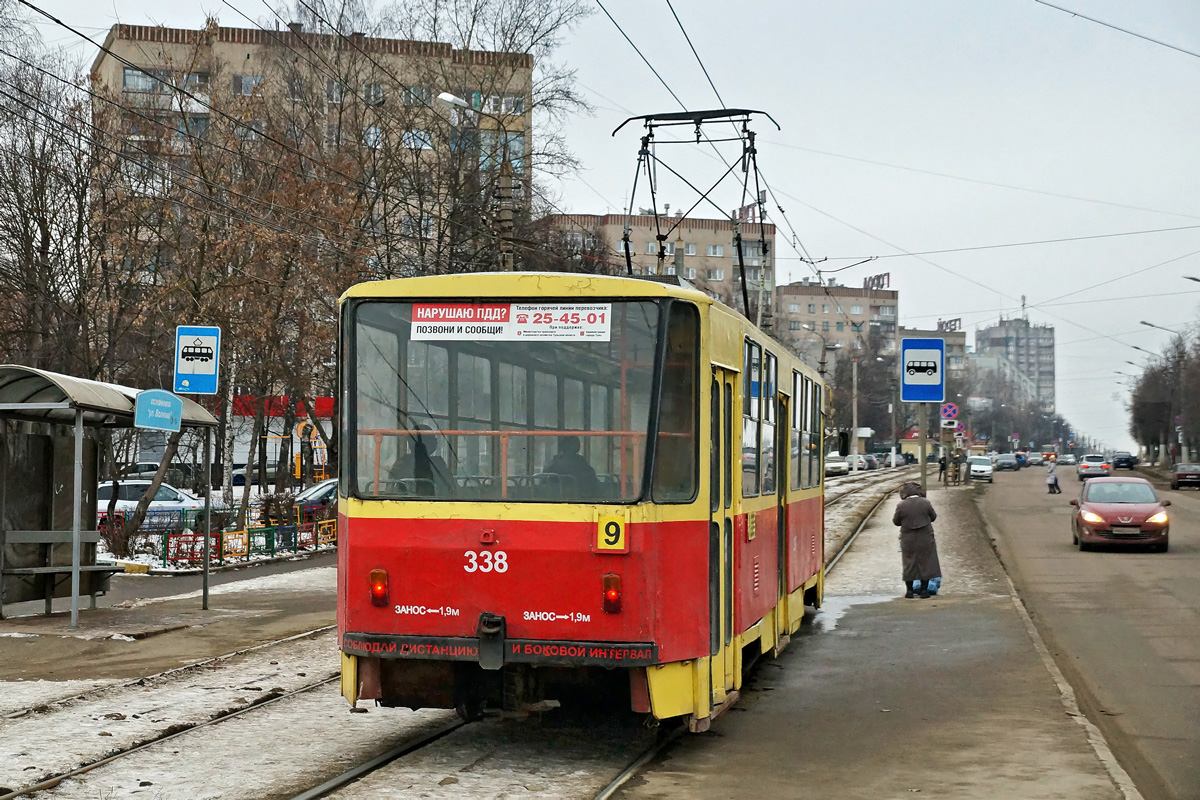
(975, 317, 1056, 410)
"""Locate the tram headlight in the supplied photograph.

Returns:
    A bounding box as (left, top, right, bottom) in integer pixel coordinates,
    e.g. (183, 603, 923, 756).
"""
(369, 568, 389, 607)
(602, 573, 622, 614)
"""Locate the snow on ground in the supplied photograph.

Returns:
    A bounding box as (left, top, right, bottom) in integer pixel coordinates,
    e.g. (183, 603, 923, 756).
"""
(38, 688, 455, 800)
(114, 566, 338, 609)
(0, 679, 119, 717)
(0, 629, 338, 793)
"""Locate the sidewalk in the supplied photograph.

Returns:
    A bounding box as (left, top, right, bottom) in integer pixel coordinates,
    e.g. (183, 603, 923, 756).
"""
(0, 566, 336, 682)
(621, 485, 1129, 799)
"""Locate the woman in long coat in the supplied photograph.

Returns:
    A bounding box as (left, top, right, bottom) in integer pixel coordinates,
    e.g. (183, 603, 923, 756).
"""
(892, 481, 942, 598)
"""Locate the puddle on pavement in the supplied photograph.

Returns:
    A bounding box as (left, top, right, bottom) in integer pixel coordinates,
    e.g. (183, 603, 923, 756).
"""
(810, 594, 896, 631)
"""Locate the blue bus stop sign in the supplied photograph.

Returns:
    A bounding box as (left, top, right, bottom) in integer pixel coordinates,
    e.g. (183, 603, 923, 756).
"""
(174, 325, 221, 395)
(900, 337, 945, 403)
(134, 389, 183, 432)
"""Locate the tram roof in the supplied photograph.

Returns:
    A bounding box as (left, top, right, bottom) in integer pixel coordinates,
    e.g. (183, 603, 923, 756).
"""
(340, 271, 716, 305)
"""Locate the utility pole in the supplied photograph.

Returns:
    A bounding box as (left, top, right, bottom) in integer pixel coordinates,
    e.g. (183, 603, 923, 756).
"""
(497, 157, 515, 271)
(850, 356, 859, 472)
(919, 403, 928, 491)
(890, 378, 898, 468)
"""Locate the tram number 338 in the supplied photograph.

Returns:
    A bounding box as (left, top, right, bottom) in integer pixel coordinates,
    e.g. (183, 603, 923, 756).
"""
(463, 550, 509, 573)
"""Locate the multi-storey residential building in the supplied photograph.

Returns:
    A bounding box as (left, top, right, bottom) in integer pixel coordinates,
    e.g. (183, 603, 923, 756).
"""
(975, 317, 1056, 410)
(90, 23, 534, 248)
(547, 212, 776, 315)
(966, 352, 1039, 406)
(775, 278, 899, 371)
(898, 325, 966, 377)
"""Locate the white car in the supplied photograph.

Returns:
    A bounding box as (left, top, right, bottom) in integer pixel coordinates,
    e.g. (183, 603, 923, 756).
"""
(1077, 454, 1110, 482)
(825, 457, 850, 476)
(1027, 453, 1044, 466)
(968, 456, 994, 483)
(97, 480, 229, 529)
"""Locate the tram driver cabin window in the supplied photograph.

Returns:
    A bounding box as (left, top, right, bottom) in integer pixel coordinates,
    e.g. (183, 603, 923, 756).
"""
(349, 300, 699, 504)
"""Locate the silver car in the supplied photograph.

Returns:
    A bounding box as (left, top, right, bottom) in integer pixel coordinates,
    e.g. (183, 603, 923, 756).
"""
(825, 457, 850, 476)
(1077, 454, 1110, 482)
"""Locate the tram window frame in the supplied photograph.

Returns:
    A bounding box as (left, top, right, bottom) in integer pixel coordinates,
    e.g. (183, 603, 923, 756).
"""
(742, 339, 761, 498)
(761, 352, 777, 495)
(345, 297, 701, 505)
(652, 301, 700, 503)
(809, 382, 823, 485)
(790, 370, 803, 491)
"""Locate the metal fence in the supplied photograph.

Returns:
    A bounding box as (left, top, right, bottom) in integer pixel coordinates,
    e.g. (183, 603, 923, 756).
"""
(99, 504, 337, 568)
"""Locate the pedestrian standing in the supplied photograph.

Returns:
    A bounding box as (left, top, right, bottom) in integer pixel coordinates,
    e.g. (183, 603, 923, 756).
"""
(938, 455, 946, 483)
(1046, 460, 1061, 494)
(893, 481, 942, 599)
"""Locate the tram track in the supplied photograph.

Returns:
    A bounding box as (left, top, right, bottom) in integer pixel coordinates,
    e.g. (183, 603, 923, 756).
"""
(0, 674, 339, 800)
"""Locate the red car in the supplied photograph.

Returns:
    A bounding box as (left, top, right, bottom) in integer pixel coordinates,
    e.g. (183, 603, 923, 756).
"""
(1070, 477, 1170, 552)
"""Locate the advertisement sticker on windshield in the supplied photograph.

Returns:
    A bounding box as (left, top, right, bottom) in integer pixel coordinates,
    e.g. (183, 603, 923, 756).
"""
(411, 303, 612, 341)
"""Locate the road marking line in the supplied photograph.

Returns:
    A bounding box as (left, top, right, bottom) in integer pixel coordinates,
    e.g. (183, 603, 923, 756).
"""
(1006, 589, 1144, 800)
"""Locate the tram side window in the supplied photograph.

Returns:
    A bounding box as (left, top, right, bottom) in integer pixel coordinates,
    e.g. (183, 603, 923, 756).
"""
(801, 376, 813, 489)
(653, 302, 699, 502)
(742, 340, 761, 497)
(761, 352, 777, 495)
(791, 371, 804, 491)
(809, 383, 823, 485)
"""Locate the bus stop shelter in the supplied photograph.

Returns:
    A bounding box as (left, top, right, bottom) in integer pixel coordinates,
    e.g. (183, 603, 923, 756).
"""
(0, 365, 218, 626)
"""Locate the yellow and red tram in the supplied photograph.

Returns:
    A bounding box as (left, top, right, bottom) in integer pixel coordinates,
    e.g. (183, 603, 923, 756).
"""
(337, 272, 825, 730)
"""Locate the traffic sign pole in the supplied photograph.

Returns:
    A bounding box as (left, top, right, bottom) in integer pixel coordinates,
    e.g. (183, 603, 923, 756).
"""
(919, 403, 927, 491)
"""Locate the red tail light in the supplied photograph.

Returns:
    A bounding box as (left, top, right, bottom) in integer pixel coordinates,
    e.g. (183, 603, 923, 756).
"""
(602, 573, 622, 614)
(369, 568, 389, 607)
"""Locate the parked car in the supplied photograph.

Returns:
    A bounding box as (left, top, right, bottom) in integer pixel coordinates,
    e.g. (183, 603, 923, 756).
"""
(879, 453, 905, 467)
(1069, 477, 1169, 552)
(1060, 454, 1077, 466)
(1111, 451, 1138, 470)
(1027, 453, 1044, 466)
(232, 459, 279, 486)
(1077, 454, 1110, 482)
(968, 456, 994, 483)
(96, 480, 230, 529)
(995, 454, 1019, 471)
(294, 477, 338, 520)
(862, 454, 879, 470)
(1171, 463, 1200, 490)
(825, 456, 850, 477)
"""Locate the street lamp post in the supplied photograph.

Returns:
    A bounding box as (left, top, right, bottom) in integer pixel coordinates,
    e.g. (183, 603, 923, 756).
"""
(437, 91, 516, 271)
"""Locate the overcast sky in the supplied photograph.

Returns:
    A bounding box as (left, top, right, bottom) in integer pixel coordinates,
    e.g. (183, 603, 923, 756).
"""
(33, 0, 1200, 450)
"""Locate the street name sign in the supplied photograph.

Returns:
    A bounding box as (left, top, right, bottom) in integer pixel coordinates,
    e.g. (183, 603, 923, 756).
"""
(174, 325, 221, 395)
(900, 337, 945, 403)
(134, 389, 182, 432)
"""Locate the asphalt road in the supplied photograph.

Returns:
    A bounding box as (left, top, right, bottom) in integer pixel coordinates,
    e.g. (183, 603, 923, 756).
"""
(983, 464, 1200, 800)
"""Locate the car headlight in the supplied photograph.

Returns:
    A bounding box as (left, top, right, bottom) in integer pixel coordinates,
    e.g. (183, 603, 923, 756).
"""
(1080, 510, 1105, 524)
(1146, 511, 1168, 525)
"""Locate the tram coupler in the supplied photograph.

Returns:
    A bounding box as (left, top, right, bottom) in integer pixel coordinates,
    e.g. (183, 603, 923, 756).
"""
(476, 612, 506, 670)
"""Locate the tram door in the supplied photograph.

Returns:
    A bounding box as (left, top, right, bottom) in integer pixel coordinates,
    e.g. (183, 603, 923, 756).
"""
(710, 369, 736, 703)
(776, 395, 789, 612)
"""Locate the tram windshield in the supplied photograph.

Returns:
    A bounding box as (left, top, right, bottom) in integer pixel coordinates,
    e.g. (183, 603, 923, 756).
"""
(349, 299, 698, 503)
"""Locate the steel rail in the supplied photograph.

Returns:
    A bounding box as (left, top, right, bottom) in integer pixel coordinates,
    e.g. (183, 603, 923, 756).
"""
(0, 674, 339, 800)
(1, 623, 337, 721)
(285, 719, 468, 800)
(593, 725, 686, 800)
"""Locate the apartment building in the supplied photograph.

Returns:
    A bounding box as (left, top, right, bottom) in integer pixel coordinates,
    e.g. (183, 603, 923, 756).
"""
(547, 212, 776, 312)
(975, 317, 1056, 411)
(775, 278, 899, 371)
(90, 23, 533, 200)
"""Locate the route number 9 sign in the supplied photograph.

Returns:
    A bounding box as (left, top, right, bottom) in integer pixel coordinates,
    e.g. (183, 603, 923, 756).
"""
(595, 515, 628, 553)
